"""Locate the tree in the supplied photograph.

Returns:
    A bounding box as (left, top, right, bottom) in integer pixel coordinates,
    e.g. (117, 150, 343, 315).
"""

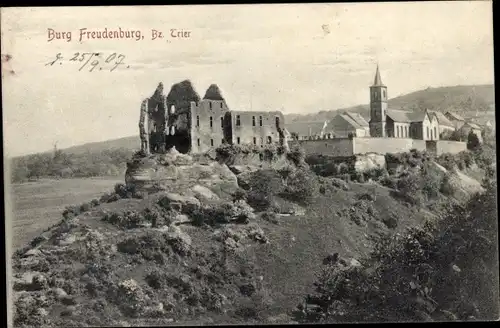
(466, 131, 481, 151)
(290, 132, 299, 141)
(203, 84, 225, 101)
(449, 129, 467, 142)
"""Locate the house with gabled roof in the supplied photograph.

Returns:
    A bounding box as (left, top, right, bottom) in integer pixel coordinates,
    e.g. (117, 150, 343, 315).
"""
(444, 111, 466, 129)
(328, 111, 370, 138)
(429, 110, 455, 135)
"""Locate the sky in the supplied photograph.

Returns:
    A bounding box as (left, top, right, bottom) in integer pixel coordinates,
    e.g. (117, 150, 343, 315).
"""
(1, 2, 494, 157)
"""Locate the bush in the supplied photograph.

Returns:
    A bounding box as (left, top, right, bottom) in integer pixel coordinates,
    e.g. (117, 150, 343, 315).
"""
(62, 205, 81, 220)
(114, 183, 135, 198)
(287, 145, 306, 166)
(352, 172, 365, 183)
(421, 164, 443, 200)
(102, 210, 147, 229)
(364, 167, 388, 181)
(261, 211, 279, 224)
(99, 192, 121, 203)
(232, 188, 248, 203)
(467, 131, 481, 151)
(281, 168, 319, 205)
(396, 171, 424, 205)
(188, 202, 236, 227)
(379, 175, 397, 189)
(246, 170, 284, 211)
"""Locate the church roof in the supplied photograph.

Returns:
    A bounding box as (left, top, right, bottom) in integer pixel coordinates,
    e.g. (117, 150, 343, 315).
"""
(372, 64, 385, 87)
(386, 109, 429, 123)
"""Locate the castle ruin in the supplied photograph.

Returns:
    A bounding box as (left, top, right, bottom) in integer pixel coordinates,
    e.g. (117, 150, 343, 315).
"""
(139, 82, 289, 155)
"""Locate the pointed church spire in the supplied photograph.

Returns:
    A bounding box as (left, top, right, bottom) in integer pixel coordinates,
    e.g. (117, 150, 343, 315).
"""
(373, 64, 385, 86)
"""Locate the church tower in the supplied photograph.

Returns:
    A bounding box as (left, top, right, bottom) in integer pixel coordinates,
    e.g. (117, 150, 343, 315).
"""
(369, 65, 388, 137)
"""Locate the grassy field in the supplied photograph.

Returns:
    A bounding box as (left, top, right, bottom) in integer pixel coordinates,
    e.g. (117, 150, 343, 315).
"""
(8, 177, 122, 250)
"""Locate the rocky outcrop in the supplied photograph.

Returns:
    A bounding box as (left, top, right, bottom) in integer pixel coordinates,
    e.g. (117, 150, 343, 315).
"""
(443, 167, 485, 202)
(353, 153, 386, 173)
(125, 148, 238, 195)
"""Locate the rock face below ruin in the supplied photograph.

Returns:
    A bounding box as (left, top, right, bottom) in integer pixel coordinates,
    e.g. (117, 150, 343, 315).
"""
(125, 147, 239, 195)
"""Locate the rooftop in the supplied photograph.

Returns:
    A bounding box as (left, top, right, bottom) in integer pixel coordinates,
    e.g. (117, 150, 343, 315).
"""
(286, 121, 327, 137)
(445, 111, 466, 121)
(428, 110, 454, 127)
(386, 109, 429, 123)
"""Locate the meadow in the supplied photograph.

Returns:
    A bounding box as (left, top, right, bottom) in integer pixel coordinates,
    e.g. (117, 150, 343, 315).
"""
(8, 177, 122, 250)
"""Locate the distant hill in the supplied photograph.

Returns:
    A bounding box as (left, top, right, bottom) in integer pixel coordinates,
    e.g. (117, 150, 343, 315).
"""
(62, 136, 140, 155)
(285, 84, 495, 124)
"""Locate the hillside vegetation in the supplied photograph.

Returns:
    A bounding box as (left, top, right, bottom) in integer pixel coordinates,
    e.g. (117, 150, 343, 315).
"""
(10, 141, 497, 326)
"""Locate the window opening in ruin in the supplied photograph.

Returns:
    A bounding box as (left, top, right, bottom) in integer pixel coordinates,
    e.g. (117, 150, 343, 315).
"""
(405, 126, 408, 138)
(211, 139, 214, 147)
(221, 117, 224, 128)
(196, 116, 200, 127)
(383, 90, 386, 99)
(275, 116, 280, 128)
(396, 126, 399, 138)
(209, 102, 212, 110)
(259, 116, 263, 126)
(252, 116, 256, 126)
(197, 139, 200, 147)
(237, 137, 241, 144)
(210, 116, 213, 128)
(253, 137, 257, 145)
(236, 115, 241, 126)
(267, 136, 272, 144)
(221, 139, 224, 144)
(220, 102, 223, 108)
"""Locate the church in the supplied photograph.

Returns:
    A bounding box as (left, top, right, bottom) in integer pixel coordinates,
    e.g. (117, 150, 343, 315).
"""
(369, 66, 440, 141)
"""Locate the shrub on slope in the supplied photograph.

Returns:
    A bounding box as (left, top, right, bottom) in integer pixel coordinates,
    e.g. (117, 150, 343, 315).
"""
(294, 181, 498, 323)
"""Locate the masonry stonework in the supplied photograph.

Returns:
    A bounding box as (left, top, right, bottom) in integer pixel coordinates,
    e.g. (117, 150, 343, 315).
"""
(138, 83, 287, 155)
(353, 138, 419, 155)
(295, 138, 354, 157)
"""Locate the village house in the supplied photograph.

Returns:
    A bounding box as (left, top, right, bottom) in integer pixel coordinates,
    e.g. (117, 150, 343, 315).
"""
(429, 110, 455, 136)
(328, 111, 370, 138)
(444, 111, 466, 129)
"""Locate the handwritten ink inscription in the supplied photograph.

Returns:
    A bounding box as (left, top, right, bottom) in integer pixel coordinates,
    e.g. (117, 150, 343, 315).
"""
(45, 52, 129, 72)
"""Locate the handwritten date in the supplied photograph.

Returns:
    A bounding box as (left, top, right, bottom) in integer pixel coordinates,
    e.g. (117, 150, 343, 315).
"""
(45, 52, 129, 72)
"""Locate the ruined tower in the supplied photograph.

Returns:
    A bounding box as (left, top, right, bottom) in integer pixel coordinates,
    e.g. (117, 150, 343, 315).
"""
(369, 65, 388, 137)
